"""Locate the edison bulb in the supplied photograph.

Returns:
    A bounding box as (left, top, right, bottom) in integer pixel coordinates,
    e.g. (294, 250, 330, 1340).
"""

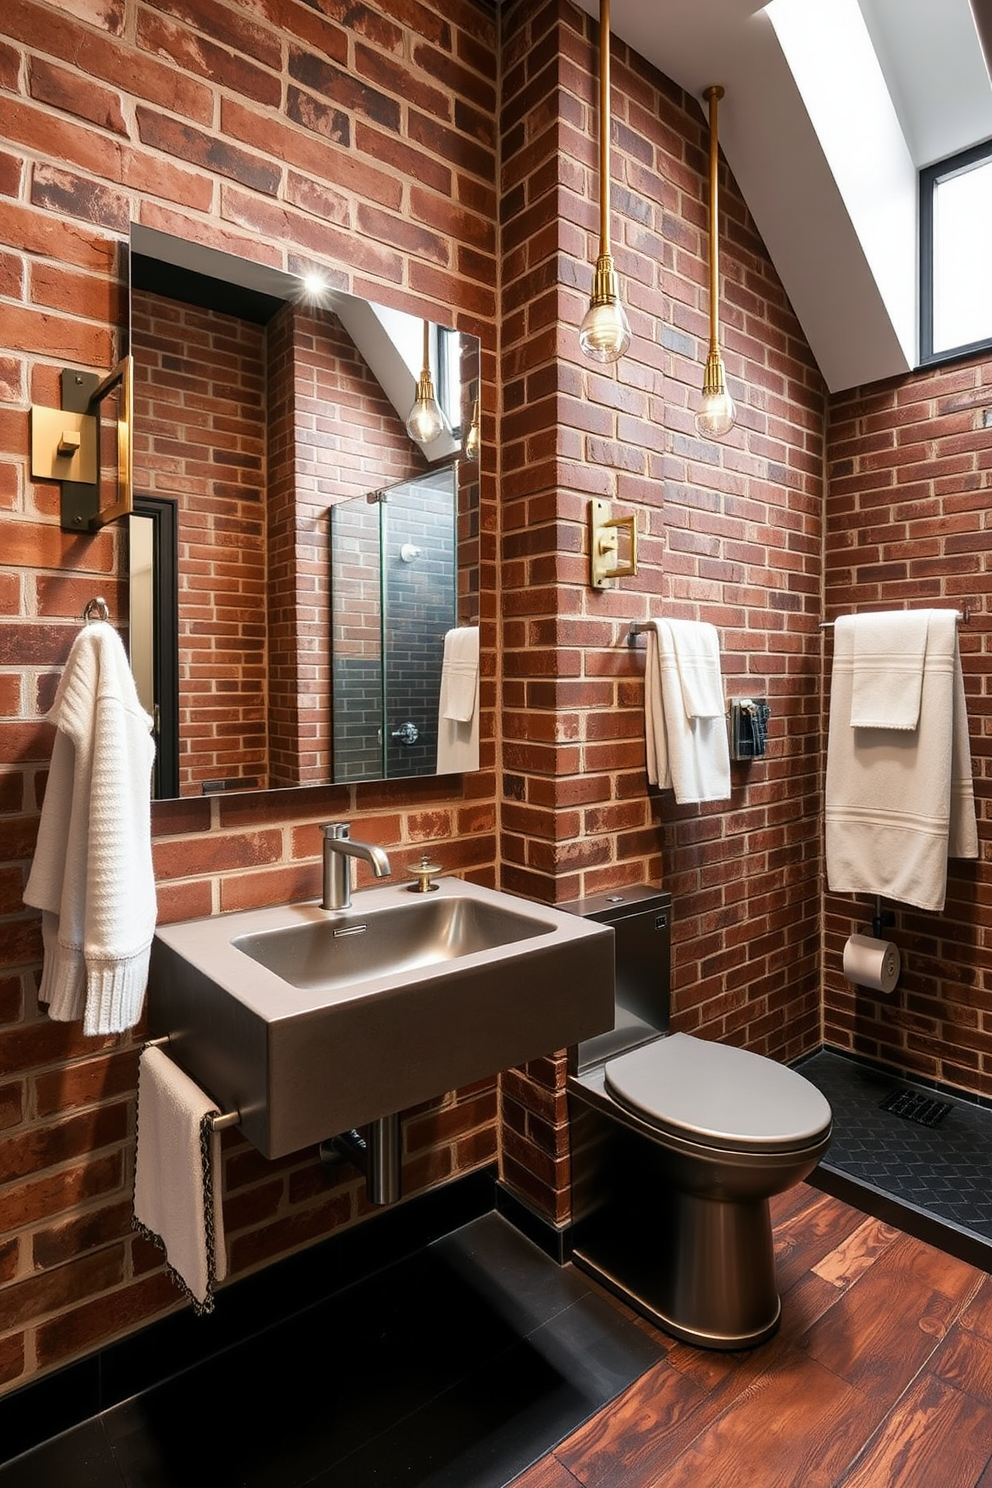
(579, 296, 631, 364)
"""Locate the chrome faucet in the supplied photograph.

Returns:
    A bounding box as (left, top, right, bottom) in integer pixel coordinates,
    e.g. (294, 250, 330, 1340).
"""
(320, 823, 391, 910)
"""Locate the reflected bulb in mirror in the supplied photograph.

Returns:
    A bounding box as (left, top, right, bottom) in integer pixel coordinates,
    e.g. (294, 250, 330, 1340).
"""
(406, 390, 444, 445)
(579, 296, 631, 364)
(694, 387, 737, 440)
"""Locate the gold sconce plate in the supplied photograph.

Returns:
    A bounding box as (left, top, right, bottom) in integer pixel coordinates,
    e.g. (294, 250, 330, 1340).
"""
(589, 498, 638, 589)
(31, 358, 133, 532)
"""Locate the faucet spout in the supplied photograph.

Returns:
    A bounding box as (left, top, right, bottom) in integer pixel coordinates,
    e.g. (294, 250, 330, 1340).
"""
(320, 823, 392, 910)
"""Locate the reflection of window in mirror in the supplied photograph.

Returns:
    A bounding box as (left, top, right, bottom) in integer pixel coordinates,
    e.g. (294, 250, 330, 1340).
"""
(437, 327, 463, 440)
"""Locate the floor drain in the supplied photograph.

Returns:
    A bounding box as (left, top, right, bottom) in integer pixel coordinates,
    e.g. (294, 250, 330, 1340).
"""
(880, 1088, 952, 1127)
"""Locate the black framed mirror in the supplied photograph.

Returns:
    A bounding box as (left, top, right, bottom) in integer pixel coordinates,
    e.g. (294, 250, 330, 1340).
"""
(127, 224, 481, 799)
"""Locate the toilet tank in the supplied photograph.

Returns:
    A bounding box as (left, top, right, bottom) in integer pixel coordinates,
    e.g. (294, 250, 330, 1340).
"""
(565, 886, 672, 1074)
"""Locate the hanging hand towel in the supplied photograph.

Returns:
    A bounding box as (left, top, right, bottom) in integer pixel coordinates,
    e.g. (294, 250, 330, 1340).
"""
(850, 609, 930, 729)
(24, 620, 157, 1036)
(133, 1046, 227, 1315)
(825, 610, 978, 911)
(436, 627, 480, 773)
(644, 620, 731, 803)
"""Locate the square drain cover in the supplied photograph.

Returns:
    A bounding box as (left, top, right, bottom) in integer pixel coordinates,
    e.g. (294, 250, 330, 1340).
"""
(880, 1088, 952, 1127)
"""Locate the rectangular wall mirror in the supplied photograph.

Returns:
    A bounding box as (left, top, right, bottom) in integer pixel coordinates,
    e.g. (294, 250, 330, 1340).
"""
(128, 223, 481, 799)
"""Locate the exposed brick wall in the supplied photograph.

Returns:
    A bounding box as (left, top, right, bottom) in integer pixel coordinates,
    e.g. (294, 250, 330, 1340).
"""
(824, 361, 992, 1094)
(496, 2, 825, 1219)
(0, 0, 499, 1397)
(132, 288, 270, 792)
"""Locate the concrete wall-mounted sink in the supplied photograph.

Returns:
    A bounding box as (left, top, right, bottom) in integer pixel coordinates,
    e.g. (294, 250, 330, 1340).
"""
(148, 878, 614, 1159)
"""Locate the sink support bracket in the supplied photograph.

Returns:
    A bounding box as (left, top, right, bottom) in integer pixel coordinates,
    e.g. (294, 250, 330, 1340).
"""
(319, 1114, 401, 1206)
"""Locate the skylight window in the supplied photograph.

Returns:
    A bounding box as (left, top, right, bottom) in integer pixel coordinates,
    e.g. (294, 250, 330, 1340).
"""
(920, 139, 992, 364)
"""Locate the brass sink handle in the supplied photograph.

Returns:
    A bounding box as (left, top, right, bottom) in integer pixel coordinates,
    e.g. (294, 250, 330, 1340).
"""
(407, 855, 443, 893)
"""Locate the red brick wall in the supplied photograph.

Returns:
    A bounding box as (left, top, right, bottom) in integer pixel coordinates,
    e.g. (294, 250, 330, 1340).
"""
(132, 288, 269, 793)
(0, 0, 499, 1397)
(496, 2, 825, 1219)
(824, 361, 992, 1093)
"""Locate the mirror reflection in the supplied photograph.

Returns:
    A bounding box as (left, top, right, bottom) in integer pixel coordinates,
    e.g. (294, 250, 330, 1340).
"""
(128, 224, 481, 799)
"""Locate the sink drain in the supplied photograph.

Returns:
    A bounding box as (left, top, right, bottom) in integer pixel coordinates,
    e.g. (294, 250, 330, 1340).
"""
(879, 1088, 952, 1127)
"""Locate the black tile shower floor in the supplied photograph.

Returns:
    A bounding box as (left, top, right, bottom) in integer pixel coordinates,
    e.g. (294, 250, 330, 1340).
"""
(0, 1212, 662, 1488)
(799, 1048, 992, 1268)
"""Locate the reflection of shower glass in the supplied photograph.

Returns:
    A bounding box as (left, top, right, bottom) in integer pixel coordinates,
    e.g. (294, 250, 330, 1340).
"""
(331, 467, 457, 783)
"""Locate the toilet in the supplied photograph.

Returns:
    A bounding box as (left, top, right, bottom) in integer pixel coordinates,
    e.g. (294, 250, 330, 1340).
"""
(567, 887, 832, 1350)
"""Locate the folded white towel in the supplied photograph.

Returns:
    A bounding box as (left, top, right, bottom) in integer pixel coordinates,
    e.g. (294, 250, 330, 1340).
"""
(644, 621, 731, 803)
(133, 1047, 227, 1315)
(665, 618, 726, 719)
(850, 610, 930, 729)
(825, 610, 978, 911)
(439, 627, 479, 722)
(436, 627, 480, 773)
(24, 620, 156, 1035)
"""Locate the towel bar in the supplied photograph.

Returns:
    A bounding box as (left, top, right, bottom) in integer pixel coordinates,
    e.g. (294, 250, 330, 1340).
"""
(819, 605, 969, 629)
(142, 1036, 240, 1131)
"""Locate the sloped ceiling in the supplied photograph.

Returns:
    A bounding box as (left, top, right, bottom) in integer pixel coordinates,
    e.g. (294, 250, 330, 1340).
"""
(572, 0, 992, 392)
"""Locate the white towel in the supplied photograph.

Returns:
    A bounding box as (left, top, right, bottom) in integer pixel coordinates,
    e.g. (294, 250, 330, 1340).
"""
(436, 627, 480, 773)
(439, 626, 479, 722)
(850, 610, 930, 729)
(644, 620, 731, 803)
(825, 610, 978, 911)
(24, 620, 157, 1036)
(133, 1047, 227, 1314)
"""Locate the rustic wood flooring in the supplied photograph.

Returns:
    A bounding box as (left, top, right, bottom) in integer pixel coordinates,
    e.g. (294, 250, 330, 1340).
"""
(511, 1181, 992, 1488)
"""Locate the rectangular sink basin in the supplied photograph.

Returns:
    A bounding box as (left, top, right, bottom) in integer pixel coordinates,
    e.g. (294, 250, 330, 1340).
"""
(148, 878, 614, 1159)
(231, 895, 553, 990)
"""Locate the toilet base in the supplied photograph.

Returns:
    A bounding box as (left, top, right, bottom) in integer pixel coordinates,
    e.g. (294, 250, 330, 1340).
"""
(571, 1189, 782, 1350)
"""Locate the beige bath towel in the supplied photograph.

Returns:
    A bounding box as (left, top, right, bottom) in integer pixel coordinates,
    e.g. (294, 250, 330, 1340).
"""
(850, 609, 930, 729)
(436, 627, 480, 773)
(133, 1046, 227, 1315)
(825, 610, 978, 911)
(644, 620, 730, 803)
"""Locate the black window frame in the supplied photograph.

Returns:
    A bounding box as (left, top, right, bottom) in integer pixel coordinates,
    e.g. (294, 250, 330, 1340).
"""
(919, 136, 992, 367)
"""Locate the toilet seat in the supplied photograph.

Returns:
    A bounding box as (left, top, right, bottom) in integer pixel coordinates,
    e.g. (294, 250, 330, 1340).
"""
(604, 1033, 832, 1154)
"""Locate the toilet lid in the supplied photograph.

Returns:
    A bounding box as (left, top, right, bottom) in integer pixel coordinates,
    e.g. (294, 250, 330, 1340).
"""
(604, 1033, 832, 1153)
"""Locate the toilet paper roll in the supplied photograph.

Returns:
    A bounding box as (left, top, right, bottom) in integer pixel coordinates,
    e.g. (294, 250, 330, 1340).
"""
(843, 934, 901, 993)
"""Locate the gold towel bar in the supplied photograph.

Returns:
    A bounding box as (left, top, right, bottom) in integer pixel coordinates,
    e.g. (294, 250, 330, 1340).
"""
(142, 1035, 240, 1131)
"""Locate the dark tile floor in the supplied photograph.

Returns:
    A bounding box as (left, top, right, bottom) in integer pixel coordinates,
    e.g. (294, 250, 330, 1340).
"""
(0, 1213, 662, 1488)
(800, 1048, 992, 1267)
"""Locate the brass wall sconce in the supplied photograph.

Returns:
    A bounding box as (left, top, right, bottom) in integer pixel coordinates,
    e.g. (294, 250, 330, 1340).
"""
(405, 320, 444, 445)
(695, 85, 737, 440)
(31, 358, 133, 531)
(589, 498, 638, 588)
(579, 0, 631, 364)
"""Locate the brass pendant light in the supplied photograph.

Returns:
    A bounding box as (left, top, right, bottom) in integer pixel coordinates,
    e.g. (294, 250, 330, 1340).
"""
(405, 319, 444, 445)
(695, 85, 737, 440)
(579, 0, 631, 364)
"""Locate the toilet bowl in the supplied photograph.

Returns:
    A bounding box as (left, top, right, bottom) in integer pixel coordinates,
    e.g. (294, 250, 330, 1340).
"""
(566, 888, 832, 1350)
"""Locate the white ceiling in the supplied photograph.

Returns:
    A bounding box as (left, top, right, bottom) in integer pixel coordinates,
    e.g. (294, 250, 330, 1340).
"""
(572, 0, 992, 391)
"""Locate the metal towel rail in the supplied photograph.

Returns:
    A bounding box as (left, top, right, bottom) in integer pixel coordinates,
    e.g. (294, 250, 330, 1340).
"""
(143, 1035, 241, 1131)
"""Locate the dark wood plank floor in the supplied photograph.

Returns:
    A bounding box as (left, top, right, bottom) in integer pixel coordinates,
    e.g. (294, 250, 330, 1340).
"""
(512, 1183, 992, 1488)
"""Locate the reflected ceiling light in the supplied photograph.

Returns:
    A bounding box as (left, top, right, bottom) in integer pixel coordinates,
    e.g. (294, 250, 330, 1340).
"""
(695, 85, 737, 440)
(405, 320, 444, 445)
(579, 0, 631, 364)
(301, 270, 329, 299)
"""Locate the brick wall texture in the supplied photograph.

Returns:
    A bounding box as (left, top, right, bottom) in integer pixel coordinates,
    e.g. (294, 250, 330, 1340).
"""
(0, 0, 989, 1398)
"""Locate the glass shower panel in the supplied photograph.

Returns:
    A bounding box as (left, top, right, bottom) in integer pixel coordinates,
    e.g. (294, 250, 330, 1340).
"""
(382, 467, 457, 780)
(330, 494, 384, 782)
